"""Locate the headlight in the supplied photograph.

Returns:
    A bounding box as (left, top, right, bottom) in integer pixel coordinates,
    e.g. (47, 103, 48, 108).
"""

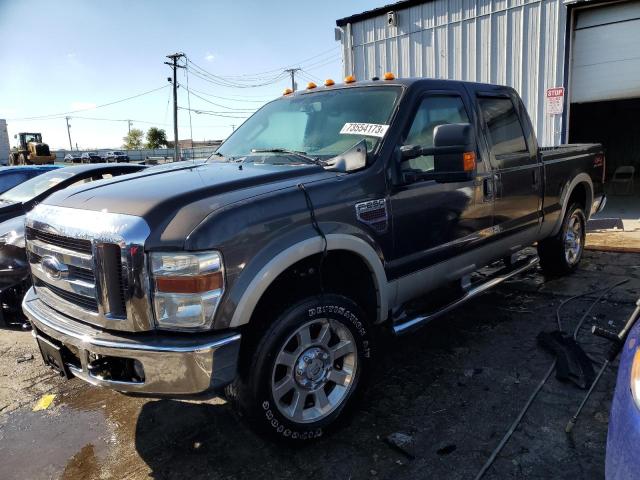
(631, 348, 640, 409)
(150, 251, 224, 331)
(0, 217, 25, 248)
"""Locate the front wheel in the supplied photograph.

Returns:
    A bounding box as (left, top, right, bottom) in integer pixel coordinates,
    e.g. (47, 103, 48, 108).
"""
(538, 203, 586, 276)
(227, 294, 373, 443)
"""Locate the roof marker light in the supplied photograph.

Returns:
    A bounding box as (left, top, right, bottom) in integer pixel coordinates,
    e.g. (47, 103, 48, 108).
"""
(307, 82, 317, 89)
(283, 88, 293, 96)
(383, 72, 395, 80)
(344, 75, 356, 84)
(324, 79, 335, 86)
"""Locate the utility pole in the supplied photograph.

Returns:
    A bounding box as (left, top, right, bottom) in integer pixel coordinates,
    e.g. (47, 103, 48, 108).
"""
(284, 68, 301, 91)
(127, 120, 132, 134)
(165, 52, 185, 161)
(231, 124, 236, 132)
(65, 116, 73, 151)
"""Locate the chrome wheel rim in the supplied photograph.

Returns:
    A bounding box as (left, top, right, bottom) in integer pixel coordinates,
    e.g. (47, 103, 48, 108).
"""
(271, 318, 358, 424)
(564, 212, 584, 266)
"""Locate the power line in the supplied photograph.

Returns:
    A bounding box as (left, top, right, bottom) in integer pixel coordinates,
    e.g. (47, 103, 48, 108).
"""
(177, 106, 250, 119)
(184, 86, 272, 103)
(187, 62, 288, 88)
(7, 85, 170, 121)
(199, 46, 341, 79)
(179, 85, 258, 112)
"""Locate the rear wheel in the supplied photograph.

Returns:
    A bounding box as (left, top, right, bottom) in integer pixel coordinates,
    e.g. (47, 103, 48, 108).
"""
(538, 203, 586, 276)
(226, 294, 373, 443)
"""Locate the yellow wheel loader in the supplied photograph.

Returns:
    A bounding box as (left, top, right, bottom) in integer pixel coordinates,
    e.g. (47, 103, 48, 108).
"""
(8, 132, 56, 165)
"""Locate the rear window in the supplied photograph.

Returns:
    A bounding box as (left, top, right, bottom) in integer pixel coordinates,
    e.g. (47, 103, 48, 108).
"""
(478, 97, 528, 158)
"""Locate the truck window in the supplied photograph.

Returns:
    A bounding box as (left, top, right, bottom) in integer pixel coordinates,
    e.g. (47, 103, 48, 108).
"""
(401, 95, 470, 178)
(478, 97, 529, 166)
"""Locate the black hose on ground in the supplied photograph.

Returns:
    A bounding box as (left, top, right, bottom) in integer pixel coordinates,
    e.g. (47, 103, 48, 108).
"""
(473, 279, 628, 480)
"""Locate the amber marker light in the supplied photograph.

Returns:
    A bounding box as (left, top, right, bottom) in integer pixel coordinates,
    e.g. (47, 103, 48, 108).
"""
(324, 79, 335, 86)
(344, 75, 356, 84)
(383, 72, 395, 80)
(463, 152, 476, 172)
(283, 88, 293, 96)
(155, 271, 224, 294)
(306, 82, 317, 89)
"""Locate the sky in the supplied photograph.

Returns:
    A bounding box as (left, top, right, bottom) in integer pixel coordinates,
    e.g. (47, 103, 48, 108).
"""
(0, 0, 389, 150)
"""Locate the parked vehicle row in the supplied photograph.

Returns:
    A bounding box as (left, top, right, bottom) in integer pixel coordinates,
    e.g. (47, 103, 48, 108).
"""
(64, 150, 130, 163)
(17, 77, 607, 443)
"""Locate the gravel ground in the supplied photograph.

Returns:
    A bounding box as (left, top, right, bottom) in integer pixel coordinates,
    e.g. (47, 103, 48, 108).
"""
(1, 251, 638, 480)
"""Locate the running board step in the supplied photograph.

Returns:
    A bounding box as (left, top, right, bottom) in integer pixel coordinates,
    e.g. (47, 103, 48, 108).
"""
(392, 256, 539, 335)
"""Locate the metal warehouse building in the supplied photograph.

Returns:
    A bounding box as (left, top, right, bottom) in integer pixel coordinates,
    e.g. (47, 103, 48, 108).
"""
(336, 0, 640, 172)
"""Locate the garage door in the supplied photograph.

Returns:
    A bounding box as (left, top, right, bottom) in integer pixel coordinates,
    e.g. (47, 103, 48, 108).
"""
(571, 1, 640, 103)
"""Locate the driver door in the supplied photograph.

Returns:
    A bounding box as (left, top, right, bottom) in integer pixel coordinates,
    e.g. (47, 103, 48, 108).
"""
(388, 89, 494, 278)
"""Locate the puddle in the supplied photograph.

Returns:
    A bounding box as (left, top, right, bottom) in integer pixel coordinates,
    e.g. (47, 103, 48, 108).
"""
(0, 405, 110, 480)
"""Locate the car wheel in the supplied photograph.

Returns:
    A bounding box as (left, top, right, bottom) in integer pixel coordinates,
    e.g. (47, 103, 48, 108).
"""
(226, 294, 373, 443)
(538, 202, 586, 276)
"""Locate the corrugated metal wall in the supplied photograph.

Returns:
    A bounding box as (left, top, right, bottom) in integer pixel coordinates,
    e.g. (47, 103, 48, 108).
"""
(340, 0, 567, 146)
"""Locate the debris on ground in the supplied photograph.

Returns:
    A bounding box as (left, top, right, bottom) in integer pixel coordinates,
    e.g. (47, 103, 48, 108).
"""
(32, 393, 56, 412)
(385, 432, 416, 459)
(16, 354, 34, 364)
(436, 444, 457, 456)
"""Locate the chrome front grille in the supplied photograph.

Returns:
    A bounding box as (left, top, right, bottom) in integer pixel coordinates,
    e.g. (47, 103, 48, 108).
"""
(25, 205, 152, 332)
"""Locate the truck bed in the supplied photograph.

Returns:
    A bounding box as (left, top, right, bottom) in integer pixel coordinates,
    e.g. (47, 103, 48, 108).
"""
(539, 142, 605, 235)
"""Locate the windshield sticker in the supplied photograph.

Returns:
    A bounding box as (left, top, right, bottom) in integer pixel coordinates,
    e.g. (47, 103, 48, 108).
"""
(340, 123, 389, 138)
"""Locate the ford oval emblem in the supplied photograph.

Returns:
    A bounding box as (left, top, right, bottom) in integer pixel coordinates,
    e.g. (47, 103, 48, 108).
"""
(41, 256, 69, 280)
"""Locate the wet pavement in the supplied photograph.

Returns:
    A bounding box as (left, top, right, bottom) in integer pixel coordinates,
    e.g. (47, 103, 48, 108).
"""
(1, 251, 639, 479)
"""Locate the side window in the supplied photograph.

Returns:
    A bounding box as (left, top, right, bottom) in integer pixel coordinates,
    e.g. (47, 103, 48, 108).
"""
(478, 97, 529, 166)
(402, 96, 470, 178)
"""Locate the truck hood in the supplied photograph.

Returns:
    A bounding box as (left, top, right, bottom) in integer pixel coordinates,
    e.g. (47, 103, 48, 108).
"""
(42, 161, 339, 247)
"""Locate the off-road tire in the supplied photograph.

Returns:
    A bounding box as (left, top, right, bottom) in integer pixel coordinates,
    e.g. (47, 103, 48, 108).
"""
(225, 294, 374, 443)
(538, 203, 586, 276)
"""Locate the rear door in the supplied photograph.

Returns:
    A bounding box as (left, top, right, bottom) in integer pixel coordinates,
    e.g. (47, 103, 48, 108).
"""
(475, 91, 542, 237)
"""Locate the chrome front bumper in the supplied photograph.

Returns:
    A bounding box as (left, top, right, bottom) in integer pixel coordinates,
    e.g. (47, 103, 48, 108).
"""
(22, 288, 240, 395)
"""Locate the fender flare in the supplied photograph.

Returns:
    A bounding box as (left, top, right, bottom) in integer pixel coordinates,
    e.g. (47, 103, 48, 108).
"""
(228, 234, 389, 327)
(550, 173, 594, 237)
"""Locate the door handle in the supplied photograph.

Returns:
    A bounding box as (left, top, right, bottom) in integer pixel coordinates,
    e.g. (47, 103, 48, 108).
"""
(483, 176, 495, 200)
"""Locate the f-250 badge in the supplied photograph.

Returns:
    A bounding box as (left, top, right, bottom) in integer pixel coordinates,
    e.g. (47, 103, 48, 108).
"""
(355, 198, 388, 233)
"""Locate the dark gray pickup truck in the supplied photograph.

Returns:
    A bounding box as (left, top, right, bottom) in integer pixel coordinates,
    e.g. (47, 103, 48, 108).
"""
(22, 77, 605, 442)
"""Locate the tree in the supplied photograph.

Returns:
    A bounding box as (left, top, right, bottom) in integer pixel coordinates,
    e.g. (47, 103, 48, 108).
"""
(122, 128, 144, 150)
(145, 127, 168, 149)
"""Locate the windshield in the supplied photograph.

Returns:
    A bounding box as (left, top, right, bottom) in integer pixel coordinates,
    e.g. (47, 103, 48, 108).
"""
(23, 134, 41, 144)
(215, 86, 401, 162)
(0, 169, 75, 204)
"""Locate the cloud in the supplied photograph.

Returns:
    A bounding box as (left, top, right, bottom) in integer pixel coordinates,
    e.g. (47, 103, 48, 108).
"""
(205, 52, 215, 62)
(66, 52, 77, 59)
(70, 102, 97, 111)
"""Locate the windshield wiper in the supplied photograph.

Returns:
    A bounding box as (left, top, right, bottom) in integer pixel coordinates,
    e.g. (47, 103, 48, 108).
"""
(250, 148, 324, 165)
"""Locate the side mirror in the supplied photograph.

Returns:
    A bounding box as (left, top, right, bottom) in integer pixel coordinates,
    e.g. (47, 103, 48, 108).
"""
(13, 134, 17, 139)
(400, 123, 476, 183)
